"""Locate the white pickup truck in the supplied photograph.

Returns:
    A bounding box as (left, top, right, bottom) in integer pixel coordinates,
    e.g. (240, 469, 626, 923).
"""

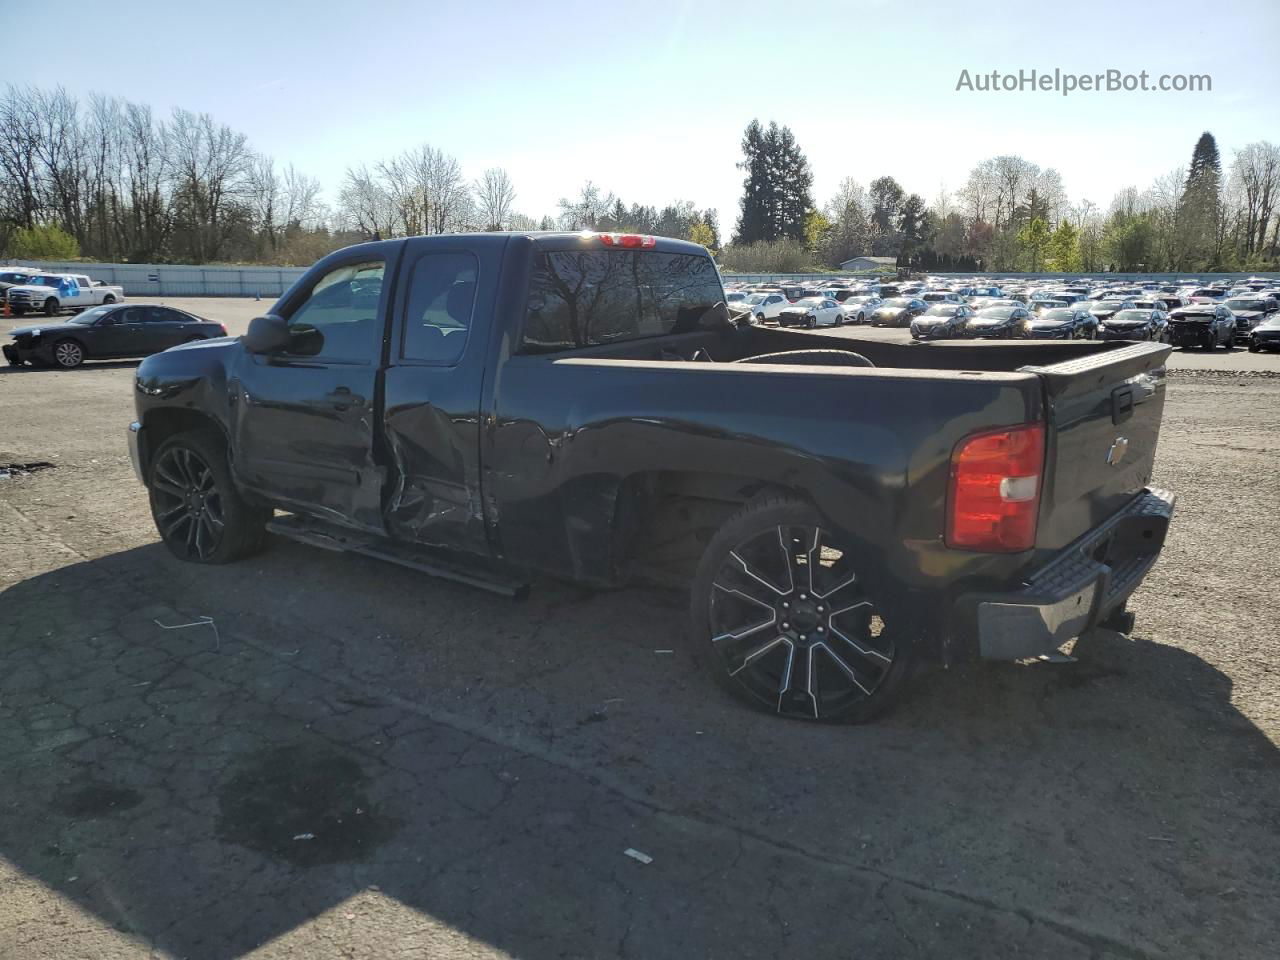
(5, 273, 125, 316)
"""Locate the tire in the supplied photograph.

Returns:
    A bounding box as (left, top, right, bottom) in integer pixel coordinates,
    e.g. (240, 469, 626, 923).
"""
(102, 295, 116, 304)
(51, 339, 85, 369)
(1223, 333, 1235, 351)
(43, 298, 58, 317)
(147, 429, 269, 564)
(806, 316, 816, 329)
(755, 313, 765, 324)
(1249, 343, 1260, 353)
(690, 495, 911, 722)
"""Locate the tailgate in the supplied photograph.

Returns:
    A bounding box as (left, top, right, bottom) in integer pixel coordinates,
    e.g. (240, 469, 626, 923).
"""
(1023, 342, 1170, 552)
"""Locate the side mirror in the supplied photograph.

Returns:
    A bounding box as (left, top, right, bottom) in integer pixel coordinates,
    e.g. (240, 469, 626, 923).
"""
(243, 314, 290, 354)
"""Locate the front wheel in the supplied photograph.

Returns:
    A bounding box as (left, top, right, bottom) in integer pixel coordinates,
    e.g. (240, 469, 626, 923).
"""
(1249, 343, 1261, 353)
(148, 429, 270, 564)
(690, 495, 911, 722)
(43, 298, 59, 317)
(1223, 333, 1235, 351)
(51, 339, 85, 369)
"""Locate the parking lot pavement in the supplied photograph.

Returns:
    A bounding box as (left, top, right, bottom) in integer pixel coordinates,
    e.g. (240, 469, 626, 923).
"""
(1, 336, 1278, 958)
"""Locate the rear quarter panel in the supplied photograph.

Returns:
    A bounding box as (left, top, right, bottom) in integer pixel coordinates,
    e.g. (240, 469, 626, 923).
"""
(486, 357, 1044, 614)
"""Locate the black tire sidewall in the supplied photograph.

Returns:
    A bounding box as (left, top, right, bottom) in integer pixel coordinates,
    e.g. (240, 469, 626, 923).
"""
(689, 495, 914, 723)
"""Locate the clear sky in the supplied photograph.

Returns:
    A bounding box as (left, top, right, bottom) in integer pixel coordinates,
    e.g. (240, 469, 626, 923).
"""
(5, 0, 1277, 230)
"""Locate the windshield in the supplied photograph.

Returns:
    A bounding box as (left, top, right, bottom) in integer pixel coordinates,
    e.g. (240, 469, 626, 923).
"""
(1091, 302, 1124, 312)
(743, 294, 767, 305)
(924, 305, 958, 316)
(792, 298, 823, 308)
(1037, 309, 1075, 322)
(30, 275, 63, 287)
(1113, 310, 1149, 322)
(976, 307, 1015, 319)
(1226, 299, 1265, 311)
(68, 306, 114, 325)
(880, 298, 913, 308)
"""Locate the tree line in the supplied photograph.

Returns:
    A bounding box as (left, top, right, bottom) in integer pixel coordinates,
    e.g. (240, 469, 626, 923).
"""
(727, 119, 1280, 274)
(0, 85, 720, 266)
(3, 84, 1276, 275)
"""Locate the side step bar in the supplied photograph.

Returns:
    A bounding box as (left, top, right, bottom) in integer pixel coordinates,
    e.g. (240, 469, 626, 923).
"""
(266, 514, 530, 599)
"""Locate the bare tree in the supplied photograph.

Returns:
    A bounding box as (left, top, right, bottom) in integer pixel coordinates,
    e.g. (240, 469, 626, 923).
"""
(167, 108, 253, 261)
(474, 167, 515, 230)
(338, 164, 395, 238)
(1231, 142, 1280, 256)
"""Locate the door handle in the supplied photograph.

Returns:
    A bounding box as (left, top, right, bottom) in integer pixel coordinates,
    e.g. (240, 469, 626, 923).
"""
(325, 387, 364, 410)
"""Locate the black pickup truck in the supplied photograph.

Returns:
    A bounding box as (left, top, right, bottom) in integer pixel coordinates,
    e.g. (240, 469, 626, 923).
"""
(128, 232, 1175, 723)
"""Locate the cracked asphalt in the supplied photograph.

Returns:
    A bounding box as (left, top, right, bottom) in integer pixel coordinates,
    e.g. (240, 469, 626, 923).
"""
(1, 301, 1278, 959)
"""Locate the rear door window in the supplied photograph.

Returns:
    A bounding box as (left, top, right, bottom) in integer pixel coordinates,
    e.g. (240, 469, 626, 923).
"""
(521, 250, 724, 353)
(401, 252, 479, 365)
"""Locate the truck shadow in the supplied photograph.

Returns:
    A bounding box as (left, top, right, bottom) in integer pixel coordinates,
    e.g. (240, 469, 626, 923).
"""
(1, 541, 1276, 959)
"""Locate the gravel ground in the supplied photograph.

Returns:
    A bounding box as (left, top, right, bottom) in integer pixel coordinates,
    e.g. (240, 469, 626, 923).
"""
(0, 305, 1277, 959)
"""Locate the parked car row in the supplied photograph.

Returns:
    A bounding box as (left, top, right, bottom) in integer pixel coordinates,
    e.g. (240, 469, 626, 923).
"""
(724, 273, 1280, 349)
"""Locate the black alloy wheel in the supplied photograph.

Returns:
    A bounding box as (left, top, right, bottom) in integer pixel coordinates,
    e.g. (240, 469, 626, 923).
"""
(692, 497, 908, 722)
(150, 444, 227, 561)
(147, 430, 269, 564)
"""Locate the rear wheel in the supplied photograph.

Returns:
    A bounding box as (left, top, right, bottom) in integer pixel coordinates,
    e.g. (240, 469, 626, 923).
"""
(102, 295, 116, 304)
(148, 430, 269, 564)
(1223, 332, 1235, 350)
(690, 496, 911, 723)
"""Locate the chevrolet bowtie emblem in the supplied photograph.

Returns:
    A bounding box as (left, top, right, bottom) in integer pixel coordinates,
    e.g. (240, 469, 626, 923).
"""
(1107, 437, 1130, 466)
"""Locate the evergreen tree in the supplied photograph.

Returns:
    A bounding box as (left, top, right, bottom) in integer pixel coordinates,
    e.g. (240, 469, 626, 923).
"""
(733, 120, 813, 244)
(734, 120, 772, 244)
(1179, 132, 1222, 268)
(898, 194, 930, 261)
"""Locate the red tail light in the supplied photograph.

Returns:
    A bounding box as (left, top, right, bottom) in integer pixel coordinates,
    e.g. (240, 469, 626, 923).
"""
(600, 233, 656, 249)
(946, 423, 1045, 552)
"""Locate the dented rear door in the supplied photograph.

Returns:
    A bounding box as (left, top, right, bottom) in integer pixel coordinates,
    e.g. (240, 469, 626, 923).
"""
(381, 235, 510, 553)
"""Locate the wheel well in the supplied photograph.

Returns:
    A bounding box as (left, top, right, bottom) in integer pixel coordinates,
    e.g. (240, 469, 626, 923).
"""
(614, 471, 807, 586)
(141, 409, 227, 467)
